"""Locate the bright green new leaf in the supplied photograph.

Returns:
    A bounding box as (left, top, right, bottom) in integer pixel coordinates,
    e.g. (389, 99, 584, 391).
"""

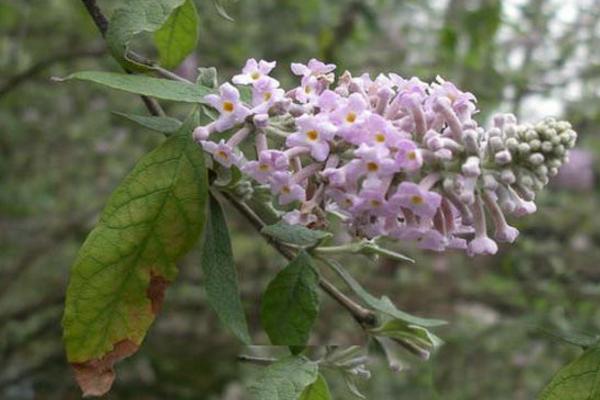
(58, 71, 211, 103)
(323, 259, 446, 327)
(154, 0, 199, 69)
(539, 346, 600, 400)
(62, 112, 207, 396)
(261, 251, 320, 346)
(249, 356, 319, 400)
(114, 112, 182, 134)
(261, 221, 332, 248)
(299, 374, 332, 400)
(106, 0, 185, 70)
(201, 194, 251, 344)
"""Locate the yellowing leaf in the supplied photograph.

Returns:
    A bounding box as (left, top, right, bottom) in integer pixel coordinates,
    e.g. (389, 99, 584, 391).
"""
(62, 113, 207, 396)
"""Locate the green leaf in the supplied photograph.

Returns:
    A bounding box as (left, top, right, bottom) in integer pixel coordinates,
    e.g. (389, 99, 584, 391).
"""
(106, 0, 185, 70)
(114, 112, 182, 134)
(539, 328, 600, 350)
(62, 112, 208, 396)
(261, 221, 332, 247)
(323, 259, 446, 328)
(249, 356, 319, 400)
(58, 71, 211, 103)
(299, 374, 332, 400)
(539, 346, 600, 400)
(370, 318, 442, 360)
(154, 0, 199, 69)
(201, 194, 251, 344)
(261, 251, 320, 346)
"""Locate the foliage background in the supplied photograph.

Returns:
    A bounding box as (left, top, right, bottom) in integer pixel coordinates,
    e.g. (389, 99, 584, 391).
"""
(1, 0, 600, 398)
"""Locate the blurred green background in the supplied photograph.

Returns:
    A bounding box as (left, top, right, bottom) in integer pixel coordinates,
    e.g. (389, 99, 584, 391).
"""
(2, 0, 600, 398)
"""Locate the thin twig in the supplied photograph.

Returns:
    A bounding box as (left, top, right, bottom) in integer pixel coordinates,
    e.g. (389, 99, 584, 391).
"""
(237, 355, 277, 365)
(219, 191, 377, 327)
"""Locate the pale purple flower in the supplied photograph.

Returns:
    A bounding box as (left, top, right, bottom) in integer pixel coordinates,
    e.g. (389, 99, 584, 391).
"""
(283, 210, 318, 226)
(332, 93, 369, 140)
(395, 140, 423, 171)
(353, 188, 390, 216)
(294, 75, 321, 104)
(291, 58, 336, 77)
(417, 229, 448, 252)
(327, 188, 360, 212)
(201, 139, 240, 168)
(232, 58, 276, 85)
(242, 150, 288, 184)
(317, 90, 341, 113)
(251, 77, 284, 113)
(468, 236, 498, 256)
(270, 171, 306, 205)
(352, 144, 398, 186)
(286, 114, 337, 161)
(362, 113, 404, 148)
(428, 76, 477, 121)
(391, 182, 442, 219)
(204, 83, 251, 131)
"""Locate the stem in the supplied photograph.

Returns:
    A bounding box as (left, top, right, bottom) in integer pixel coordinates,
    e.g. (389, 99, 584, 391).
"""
(237, 355, 277, 365)
(218, 190, 377, 327)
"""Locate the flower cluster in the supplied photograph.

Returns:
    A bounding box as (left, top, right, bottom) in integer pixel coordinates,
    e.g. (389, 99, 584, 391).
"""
(193, 58, 577, 256)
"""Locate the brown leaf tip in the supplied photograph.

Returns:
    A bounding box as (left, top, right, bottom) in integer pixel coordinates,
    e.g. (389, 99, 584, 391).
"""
(72, 339, 138, 397)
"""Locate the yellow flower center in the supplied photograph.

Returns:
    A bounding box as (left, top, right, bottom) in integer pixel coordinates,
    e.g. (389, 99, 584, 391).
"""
(251, 71, 260, 80)
(282, 186, 291, 194)
(410, 195, 423, 205)
(223, 101, 235, 112)
(346, 112, 357, 123)
(375, 133, 385, 143)
(217, 150, 229, 160)
(370, 199, 382, 208)
(304, 86, 312, 94)
(263, 92, 272, 101)
(408, 151, 417, 161)
(366, 162, 379, 172)
(259, 163, 270, 172)
(343, 198, 353, 207)
(306, 130, 319, 141)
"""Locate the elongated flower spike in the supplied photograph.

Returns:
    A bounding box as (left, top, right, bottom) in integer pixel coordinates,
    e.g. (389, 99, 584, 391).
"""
(195, 58, 577, 256)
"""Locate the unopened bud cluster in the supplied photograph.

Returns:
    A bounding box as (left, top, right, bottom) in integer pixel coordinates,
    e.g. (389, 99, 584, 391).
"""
(193, 58, 576, 256)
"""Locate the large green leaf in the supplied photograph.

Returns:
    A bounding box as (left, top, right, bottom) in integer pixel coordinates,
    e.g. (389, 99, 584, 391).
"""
(154, 0, 199, 69)
(114, 112, 182, 134)
(539, 346, 600, 400)
(201, 194, 251, 344)
(62, 112, 207, 396)
(106, 0, 185, 70)
(323, 259, 446, 328)
(299, 374, 332, 400)
(249, 356, 319, 400)
(261, 251, 320, 346)
(59, 71, 211, 102)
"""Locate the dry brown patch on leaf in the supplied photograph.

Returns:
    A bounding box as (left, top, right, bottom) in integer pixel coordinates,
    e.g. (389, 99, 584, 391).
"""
(72, 339, 138, 397)
(146, 271, 169, 314)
